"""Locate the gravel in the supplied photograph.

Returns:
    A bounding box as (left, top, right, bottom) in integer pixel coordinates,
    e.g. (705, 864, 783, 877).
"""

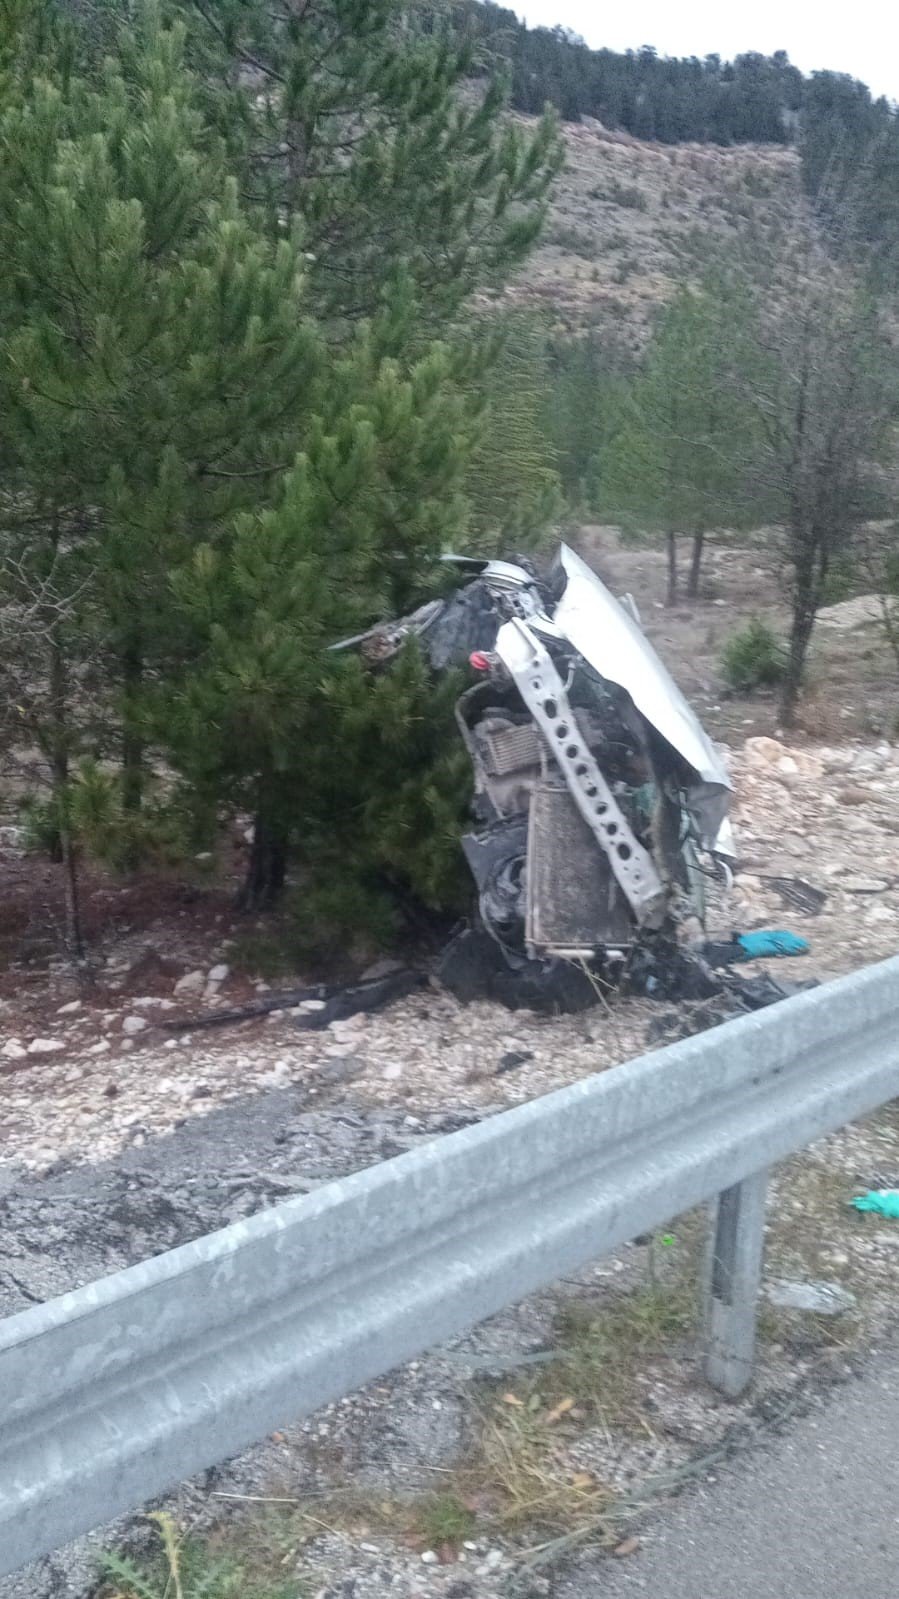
(5, 735, 899, 1597)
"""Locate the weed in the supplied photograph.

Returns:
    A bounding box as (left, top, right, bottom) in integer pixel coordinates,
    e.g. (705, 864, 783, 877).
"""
(456, 1278, 697, 1549)
(99, 1512, 303, 1599)
(721, 616, 786, 691)
(412, 1491, 477, 1549)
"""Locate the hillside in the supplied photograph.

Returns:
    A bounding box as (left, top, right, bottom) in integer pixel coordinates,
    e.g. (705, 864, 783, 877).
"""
(504, 118, 804, 334)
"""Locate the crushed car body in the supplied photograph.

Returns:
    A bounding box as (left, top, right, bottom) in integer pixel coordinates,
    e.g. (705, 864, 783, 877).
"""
(337, 544, 736, 1009)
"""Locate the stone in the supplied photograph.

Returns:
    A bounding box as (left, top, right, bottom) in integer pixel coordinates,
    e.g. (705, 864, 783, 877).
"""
(86, 1039, 111, 1055)
(837, 786, 871, 806)
(421, 1551, 439, 1566)
(766, 1280, 857, 1315)
(851, 750, 885, 774)
(174, 969, 205, 996)
(259, 1060, 292, 1088)
(207, 963, 230, 985)
(122, 1014, 148, 1035)
(841, 876, 889, 893)
(27, 1037, 65, 1054)
(56, 999, 82, 1015)
(744, 735, 787, 768)
(1, 1039, 27, 1059)
(314, 1055, 365, 1086)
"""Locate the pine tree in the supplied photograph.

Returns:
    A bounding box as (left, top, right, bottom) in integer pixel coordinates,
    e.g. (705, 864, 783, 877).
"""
(598, 281, 758, 603)
(464, 311, 560, 551)
(0, 3, 321, 904)
(178, 0, 561, 332)
(159, 312, 474, 908)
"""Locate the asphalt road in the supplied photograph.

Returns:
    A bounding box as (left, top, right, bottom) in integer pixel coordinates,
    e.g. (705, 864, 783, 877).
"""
(558, 1351, 899, 1599)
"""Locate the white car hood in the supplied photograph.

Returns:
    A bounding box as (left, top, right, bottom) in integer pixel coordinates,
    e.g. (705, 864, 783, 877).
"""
(553, 545, 733, 852)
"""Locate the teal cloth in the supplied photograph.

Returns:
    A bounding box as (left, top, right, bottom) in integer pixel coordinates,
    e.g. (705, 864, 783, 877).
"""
(851, 1190, 899, 1218)
(736, 930, 810, 959)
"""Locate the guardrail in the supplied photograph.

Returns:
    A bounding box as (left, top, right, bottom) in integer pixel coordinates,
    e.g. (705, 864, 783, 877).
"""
(3, 955, 899, 1579)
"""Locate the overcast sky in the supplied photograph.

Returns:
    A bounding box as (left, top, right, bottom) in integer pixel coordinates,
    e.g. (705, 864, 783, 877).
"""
(516, 1, 899, 103)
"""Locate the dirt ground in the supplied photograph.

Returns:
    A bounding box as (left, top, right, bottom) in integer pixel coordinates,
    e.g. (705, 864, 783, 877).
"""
(576, 525, 899, 745)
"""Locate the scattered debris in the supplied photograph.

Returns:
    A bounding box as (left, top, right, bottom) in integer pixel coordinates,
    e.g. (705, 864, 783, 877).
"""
(851, 1190, 899, 1219)
(766, 1280, 857, 1315)
(734, 930, 810, 959)
(702, 931, 810, 964)
(496, 1049, 535, 1074)
(158, 969, 424, 1034)
(759, 877, 828, 916)
(292, 968, 423, 1030)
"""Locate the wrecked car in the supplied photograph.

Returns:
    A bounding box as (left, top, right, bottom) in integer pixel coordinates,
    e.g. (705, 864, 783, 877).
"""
(336, 545, 735, 1010)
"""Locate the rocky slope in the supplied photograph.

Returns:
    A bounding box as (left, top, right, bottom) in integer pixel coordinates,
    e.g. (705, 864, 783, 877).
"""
(504, 119, 804, 336)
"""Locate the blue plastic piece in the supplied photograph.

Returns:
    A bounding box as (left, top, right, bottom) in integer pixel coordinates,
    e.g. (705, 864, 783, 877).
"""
(851, 1190, 899, 1219)
(736, 930, 810, 960)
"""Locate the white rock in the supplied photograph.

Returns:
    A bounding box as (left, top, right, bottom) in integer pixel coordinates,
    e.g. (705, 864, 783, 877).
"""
(743, 735, 787, 768)
(420, 1551, 439, 1566)
(174, 970, 206, 996)
(300, 998, 327, 1012)
(122, 1014, 148, 1035)
(207, 963, 230, 984)
(86, 1039, 111, 1055)
(164, 1038, 178, 1050)
(1, 1039, 27, 1059)
(57, 999, 82, 1015)
(28, 1037, 65, 1054)
(259, 1060, 292, 1087)
(132, 996, 176, 1010)
(383, 1062, 403, 1081)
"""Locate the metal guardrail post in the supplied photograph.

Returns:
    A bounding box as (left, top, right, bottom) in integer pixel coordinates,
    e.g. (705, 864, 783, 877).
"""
(703, 1169, 770, 1398)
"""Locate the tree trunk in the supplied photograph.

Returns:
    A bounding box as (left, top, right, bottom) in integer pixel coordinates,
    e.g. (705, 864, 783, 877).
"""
(49, 634, 86, 965)
(121, 633, 144, 821)
(238, 787, 288, 912)
(665, 530, 678, 606)
(686, 530, 705, 599)
(779, 544, 819, 728)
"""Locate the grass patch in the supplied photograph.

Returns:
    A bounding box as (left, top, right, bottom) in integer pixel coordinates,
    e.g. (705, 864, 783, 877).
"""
(411, 1491, 477, 1549)
(98, 1512, 305, 1599)
(456, 1275, 698, 1550)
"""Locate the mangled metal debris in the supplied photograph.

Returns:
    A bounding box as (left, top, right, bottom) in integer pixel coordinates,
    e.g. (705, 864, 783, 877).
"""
(338, 544, 739, 1010)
